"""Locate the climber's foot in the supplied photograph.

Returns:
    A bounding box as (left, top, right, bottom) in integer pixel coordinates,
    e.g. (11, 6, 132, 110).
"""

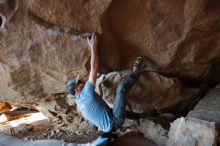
(133, 56, 144, 73)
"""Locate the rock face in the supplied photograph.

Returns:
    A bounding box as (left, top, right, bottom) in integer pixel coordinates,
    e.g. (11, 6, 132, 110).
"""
(0, 0, 220, 134)
(0, 0, 100, 107)
(167, 117, 217, 146)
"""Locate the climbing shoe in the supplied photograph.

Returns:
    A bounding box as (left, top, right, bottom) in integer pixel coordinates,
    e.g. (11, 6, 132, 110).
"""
(133, 56, 144, 70)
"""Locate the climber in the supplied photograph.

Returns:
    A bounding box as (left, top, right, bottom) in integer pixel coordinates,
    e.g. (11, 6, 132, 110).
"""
(67, 34, 151, 145)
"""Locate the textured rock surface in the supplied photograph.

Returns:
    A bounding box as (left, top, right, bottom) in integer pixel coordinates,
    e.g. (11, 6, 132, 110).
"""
(26, 0, 111, 33)
(167, 117, 216, 146)
(0, 0, 94, 107)
(99, 0, 220, 83)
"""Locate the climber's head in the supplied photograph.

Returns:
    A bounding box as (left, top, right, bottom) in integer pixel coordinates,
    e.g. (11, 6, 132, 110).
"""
(67, 76, 85, 95)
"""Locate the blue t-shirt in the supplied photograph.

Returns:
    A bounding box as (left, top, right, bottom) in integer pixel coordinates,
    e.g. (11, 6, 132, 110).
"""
(76, 81, 114, 132)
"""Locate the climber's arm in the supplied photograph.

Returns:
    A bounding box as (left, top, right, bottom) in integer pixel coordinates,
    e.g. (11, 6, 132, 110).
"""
(88, 34, 99, 86)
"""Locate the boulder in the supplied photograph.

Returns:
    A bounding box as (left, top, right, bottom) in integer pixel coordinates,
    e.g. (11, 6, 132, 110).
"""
(188, 84, 220, 141)
(167, 117, 217, 146)
(139, 119, 168, 146)
(188, 84, 220, 126)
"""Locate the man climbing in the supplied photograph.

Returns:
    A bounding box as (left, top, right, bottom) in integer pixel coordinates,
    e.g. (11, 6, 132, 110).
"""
(67, 34, 149, 145)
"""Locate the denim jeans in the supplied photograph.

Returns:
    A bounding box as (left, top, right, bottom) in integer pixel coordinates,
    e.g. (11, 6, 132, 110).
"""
(112, 72, 139, 130)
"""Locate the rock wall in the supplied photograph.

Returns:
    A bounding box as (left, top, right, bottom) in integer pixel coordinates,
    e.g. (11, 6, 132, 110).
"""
(0, 0, 220, 130)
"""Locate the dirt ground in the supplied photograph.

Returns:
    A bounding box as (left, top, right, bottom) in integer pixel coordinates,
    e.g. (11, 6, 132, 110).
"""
(0, 119, 101, 143)
(18, 128, 101, 143)
(0, 112, 157, 145)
